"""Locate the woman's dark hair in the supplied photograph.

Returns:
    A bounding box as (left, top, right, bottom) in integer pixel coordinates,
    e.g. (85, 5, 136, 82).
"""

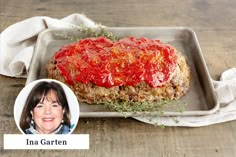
(20, 81, 71, 132)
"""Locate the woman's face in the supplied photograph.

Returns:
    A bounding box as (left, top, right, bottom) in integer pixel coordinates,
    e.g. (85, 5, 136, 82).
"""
(32, 90, 64, 134)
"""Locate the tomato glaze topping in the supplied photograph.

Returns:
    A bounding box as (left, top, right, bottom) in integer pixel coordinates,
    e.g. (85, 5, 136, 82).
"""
(54, 36, 177, 88)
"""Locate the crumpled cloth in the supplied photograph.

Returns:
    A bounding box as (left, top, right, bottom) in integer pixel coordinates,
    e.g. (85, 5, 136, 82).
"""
(1, 14, 236, 127)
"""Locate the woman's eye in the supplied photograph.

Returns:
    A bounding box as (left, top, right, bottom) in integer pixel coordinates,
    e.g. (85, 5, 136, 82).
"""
(52, 103, 60, 107)
(36, 104, 43, 108)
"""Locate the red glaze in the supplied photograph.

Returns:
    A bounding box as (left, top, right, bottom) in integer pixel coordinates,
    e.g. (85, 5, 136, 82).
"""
(54, 36, 177, 88)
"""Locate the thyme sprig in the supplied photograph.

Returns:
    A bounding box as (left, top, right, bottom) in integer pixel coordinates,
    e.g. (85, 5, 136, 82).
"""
(55, 32, 79, 42)
(55, 24, 120, 42)
(102, 99, 170, 114)
(78, 24, 120, 41)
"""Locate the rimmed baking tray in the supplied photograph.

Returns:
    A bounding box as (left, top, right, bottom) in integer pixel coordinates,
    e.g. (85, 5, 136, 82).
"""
(26, 27, 219, 117)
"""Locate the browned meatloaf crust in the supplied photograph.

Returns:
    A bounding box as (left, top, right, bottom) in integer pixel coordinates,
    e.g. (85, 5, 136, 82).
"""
(46, 51, 190, 104)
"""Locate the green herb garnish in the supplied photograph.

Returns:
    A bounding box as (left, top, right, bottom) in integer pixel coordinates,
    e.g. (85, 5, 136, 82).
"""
(102, 99, 170, 114)
(55, 24, 120, 42)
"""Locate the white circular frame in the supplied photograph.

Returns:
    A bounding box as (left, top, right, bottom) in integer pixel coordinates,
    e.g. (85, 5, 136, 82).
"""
(14, 79, 80, 134)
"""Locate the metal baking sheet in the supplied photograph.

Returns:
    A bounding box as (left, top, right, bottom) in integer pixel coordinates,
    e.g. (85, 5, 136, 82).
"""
(26, 27, 219, 117)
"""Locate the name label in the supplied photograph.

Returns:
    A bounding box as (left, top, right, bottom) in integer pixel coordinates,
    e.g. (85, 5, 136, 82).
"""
(26, 138, 67, 145)
(4, 134, 89, 149)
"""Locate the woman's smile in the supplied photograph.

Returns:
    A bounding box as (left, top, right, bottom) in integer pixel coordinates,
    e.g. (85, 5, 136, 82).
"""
(42, 117, 54, 122)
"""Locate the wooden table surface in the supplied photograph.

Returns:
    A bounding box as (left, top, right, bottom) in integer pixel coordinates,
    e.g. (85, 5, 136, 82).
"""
(1, 0, 236, 156)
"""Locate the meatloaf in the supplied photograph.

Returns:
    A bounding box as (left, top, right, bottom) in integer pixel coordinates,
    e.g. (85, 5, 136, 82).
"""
(46, 36, 191, 104)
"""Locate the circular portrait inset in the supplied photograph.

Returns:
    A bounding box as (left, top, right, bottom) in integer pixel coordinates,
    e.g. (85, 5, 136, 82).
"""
(14, 79, 80, 134)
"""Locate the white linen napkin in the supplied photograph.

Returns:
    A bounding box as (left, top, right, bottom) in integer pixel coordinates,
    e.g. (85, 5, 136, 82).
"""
(0, 14, 236, 127)
(0, 14, 96, 77)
